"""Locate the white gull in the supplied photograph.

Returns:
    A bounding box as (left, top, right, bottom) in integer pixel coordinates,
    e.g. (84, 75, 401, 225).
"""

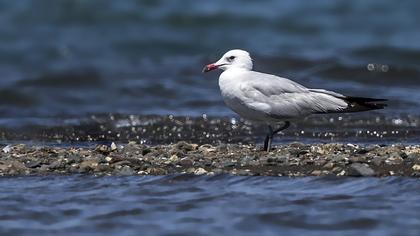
(203, 49, 387, 151)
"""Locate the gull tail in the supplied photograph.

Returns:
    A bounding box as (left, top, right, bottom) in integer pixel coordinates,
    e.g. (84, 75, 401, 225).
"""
(308, 89, 387, 113)
(342, 96, 387, 112)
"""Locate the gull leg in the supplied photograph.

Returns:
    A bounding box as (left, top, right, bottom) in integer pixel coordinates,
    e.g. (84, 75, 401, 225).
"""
(265, 125, 274, 152)
(264, 121, 291, 152)
(263, 134, 270, 151)
(273, 121, 290, 134)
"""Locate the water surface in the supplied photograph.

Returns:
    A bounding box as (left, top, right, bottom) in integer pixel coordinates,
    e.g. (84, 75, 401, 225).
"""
(0, 0, 419, 124)
(0, 175, 419, 236)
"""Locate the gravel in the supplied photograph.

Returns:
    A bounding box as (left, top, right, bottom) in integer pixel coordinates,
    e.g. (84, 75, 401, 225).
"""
(1, 141, 419, 177)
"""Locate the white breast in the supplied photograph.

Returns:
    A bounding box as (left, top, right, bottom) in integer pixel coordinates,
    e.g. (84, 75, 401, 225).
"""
(218, 69, 272, 122)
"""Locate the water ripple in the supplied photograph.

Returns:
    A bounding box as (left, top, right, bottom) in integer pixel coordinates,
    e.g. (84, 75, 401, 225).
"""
(1, 175, 418, 235)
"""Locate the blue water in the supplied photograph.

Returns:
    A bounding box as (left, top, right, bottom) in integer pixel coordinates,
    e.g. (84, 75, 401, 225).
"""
(0, 0, 419, 123)
(0, 175, 419, 236)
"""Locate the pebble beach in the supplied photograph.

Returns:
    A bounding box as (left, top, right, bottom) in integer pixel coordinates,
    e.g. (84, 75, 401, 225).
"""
(2, 141, 420, 177)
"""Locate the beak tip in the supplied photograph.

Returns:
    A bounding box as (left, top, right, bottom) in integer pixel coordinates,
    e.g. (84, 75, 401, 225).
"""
(202, 63, 217, 73)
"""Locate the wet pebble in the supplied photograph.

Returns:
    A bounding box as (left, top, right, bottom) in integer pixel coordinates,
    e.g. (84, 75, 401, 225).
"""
(348, 163, 375, 177)
(194, 167, 208, 175)
(0, 142, 419, 177)
(115, 166, 135, 175)
(385, 156, 404, 165)
(412, 164, 420, 171)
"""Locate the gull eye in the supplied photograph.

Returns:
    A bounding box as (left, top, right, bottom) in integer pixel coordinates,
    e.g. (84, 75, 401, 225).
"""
(227, 55, 235, 61)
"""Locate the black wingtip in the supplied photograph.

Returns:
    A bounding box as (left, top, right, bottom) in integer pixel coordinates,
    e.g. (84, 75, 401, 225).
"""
(345, 96, 387, 111)
(345, 96, 387, 103)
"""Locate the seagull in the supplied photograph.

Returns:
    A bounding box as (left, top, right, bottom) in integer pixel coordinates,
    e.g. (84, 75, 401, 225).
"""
(203, 49, 387, 151)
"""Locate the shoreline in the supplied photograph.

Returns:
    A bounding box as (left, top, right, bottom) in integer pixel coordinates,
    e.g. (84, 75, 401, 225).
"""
(1, 142, 420, 177)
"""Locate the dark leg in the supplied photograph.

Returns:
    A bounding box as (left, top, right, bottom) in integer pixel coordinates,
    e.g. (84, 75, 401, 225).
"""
(263, 121, 291, 152)
(273, 121, 290, 134)
(263, 134, 270, 151)
(264, 125, 274, 152)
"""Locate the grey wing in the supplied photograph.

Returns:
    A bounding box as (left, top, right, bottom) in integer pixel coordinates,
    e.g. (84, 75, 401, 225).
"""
(238, 72, 349, 119)
(307, 88, 346, 99)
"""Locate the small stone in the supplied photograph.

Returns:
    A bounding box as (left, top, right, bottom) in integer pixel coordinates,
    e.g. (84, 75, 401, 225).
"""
(198, 144, 217, 152)
(323, 162, 334, 169)
(2, 145, 11, 153)
(412, 164, 420, 171)
(332, 166, 342, 173)
(356, 148, 369, 154)
(202, 159, 212, 166)
(348, 163, 375, 177)
(212, 168, 224, 175)
(115, 166, 134, 175)
(385, 156, 404, 165)
(105, 156, 113, 162)
(302, 159, 314, 165)
(95, 145, 111, 154)
(25, 160, 42, 168)
(169, 155, 179, 162)
(372, 157, 384, 166)
(311, 170, 322, 176)
(240, 156, 254, 166)
(12, 160, 26, 169)
(179, 157, 193, 166)
(91, 163, 109, 172)
(112, 160, 131, 167)
(194, 168, 208, 175)
(128, 141, 137, 145)
(79, 160, 99, 172)
(407, 153, 420, 164)
(8, 144, 26, 153)
(411, 172, 420, 177)
(142, 148, 152, 155)
(347, 143, 358, 148)
(349, 156, 367, 163)
(321, 170, 330, 175)
(175, 141, 197, 152)
(216, 144, 228, 152)
(146, 167, 167, 175)
(289, 142, 305, 148)
(337, 170, 346, 176)
(314, 159, 326, 166)
(137, 170, 148, 175)
(39, 165, 50, 172)
(289, 146, 309, 156)
(222, 160, 236, 168)
(331, 154, 348, 164)
(67, 154, 82, 164)
(236, 169, 252, 176)
(48, 160, 64, 169)
(110, 142, 117, 151)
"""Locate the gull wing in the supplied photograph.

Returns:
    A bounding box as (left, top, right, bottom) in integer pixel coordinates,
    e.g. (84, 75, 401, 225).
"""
(238, 71, 349, 119)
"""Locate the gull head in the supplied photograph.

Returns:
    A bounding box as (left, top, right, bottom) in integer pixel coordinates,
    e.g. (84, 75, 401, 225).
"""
(203, 49, 253, 73)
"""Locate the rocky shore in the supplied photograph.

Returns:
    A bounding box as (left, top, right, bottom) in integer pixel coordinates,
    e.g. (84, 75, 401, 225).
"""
(1, 142, 420, 177)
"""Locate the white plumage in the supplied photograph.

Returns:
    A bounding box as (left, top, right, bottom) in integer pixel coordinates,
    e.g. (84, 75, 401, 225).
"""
(219, 69, 349, 122)
(203, 49, 386, 151)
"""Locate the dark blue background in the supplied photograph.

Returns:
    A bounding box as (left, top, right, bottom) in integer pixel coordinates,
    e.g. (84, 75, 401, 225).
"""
(0, 0, 419, 120)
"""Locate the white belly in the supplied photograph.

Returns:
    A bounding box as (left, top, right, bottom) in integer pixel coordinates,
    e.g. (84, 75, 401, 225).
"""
(223, 96, 264, 121)
(219, 74, 274, 122)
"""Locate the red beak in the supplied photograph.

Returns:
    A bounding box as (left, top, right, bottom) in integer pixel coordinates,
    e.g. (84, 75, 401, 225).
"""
(202, 63, 218, 73)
